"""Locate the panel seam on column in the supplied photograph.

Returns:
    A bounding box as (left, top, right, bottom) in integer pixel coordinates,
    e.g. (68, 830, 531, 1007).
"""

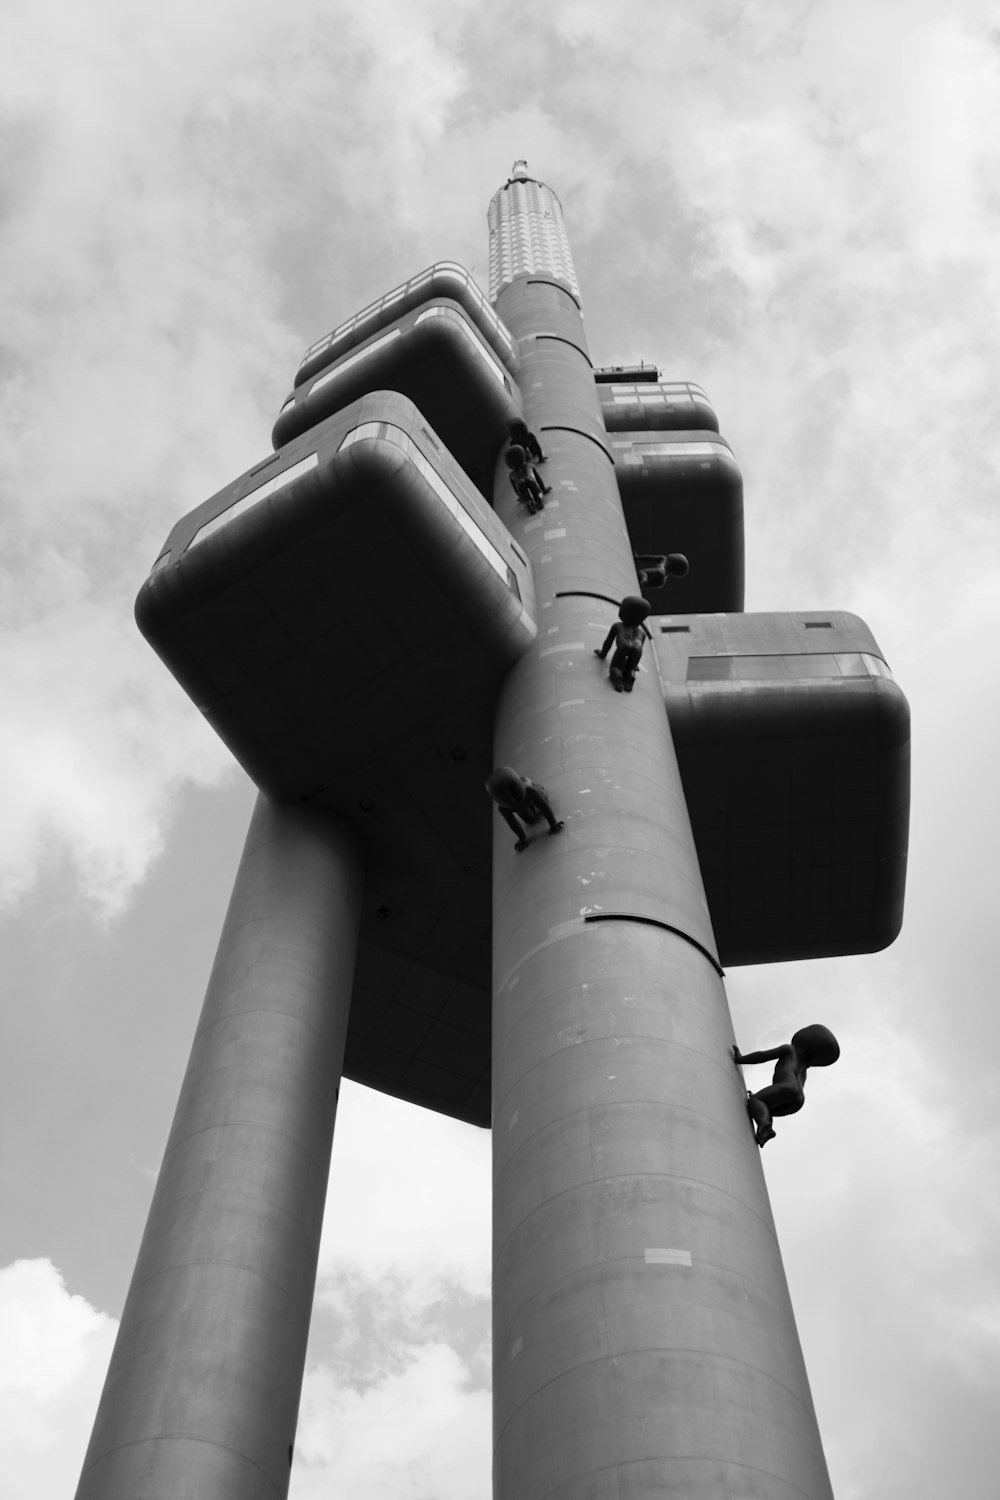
(555, 590, 623, 607)
(77, 1433, 285, 1497)
(493, 1170, 779, 1265)
(498, 1101, 750, 1170)
(492, 1040, 742, 1126)
(584, 912, 725, 975)
(532, 1455, 821, 1500)
(125, 1257, 315, 1330)
(496, 1248, 783, 1316)
(192, 993, 354, 1043)
(524, 277, 584, 308)
(496, 911, 722, 997)
(494, 1348, 829, 1457)
(537, 425, 615, 462)
(161, 1119, 336, 1176)
(532, 333, 593, 364)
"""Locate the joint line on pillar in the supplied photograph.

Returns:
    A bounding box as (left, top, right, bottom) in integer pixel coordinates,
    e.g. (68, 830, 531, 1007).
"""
(524, 276, 584, 309)
(538, 425, 616, 463)
(583, 912, 725, 976)
(555, 590, 622, 608)
(533, 333, 593, 365)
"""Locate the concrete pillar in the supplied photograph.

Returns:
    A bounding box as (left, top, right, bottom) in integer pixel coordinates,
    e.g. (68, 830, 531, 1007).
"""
(75, 794, 363, 1500)
(490, 276, 833, 1500)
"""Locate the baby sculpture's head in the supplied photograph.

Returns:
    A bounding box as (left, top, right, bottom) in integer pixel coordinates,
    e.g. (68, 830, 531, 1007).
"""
(790, 1024, 841, 1067)
(618, 595, 651, 626)
(486, 766, 525, 809)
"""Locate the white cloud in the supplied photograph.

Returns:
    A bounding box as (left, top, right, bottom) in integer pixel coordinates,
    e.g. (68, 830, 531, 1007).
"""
(316, 1084, 492, 1310)
(293, 1343, 490, 1500)
(0, 596, 231, 916)
(0, 1260, 117, 1500)
(0, 0, 522, 918)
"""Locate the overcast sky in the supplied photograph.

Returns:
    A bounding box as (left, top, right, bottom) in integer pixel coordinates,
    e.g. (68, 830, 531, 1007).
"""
(2, 1, 999, 1497)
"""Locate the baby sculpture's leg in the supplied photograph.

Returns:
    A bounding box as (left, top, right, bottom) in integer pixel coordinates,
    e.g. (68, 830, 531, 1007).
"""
(517, 476, 543, 513)
(618, 645, 642, 692)
(528, 474, 547, 510)
(748, 1082, 804, 1146)
(499, 807, 529, 851)
(609, 646, 632, 691)
(526, 788, 564, 836)
(746, 1093, 776, 1147)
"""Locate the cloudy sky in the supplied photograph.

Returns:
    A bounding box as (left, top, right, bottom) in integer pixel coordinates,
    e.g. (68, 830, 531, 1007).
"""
(2, 1, 999, 1496)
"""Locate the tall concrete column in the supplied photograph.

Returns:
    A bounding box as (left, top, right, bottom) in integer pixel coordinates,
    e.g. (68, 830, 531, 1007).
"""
(490, 274, 833, 1499)
(76, 793, 363, 1500)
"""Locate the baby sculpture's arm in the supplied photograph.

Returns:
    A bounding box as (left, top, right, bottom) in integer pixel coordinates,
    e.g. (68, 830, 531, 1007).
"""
(594, 623, 618, 660)
(733, 1044, 790, 1066)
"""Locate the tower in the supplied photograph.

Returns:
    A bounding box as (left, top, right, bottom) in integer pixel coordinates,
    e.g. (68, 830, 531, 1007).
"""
(488, 158, 581, 298)
(75, 165, 909, 1500)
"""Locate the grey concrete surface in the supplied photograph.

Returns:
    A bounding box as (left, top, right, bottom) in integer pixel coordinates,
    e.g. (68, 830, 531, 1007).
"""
(489, 257, 834, 1499)
(74, 795, 362, 1500)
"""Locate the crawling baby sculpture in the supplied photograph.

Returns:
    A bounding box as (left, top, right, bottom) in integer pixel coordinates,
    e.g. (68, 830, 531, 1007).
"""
(732, 1024, 840, 1147)
(594, 595, 652, 692)
(486, 767, 565, 852)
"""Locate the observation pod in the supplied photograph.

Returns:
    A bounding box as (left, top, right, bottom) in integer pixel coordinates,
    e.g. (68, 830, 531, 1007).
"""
(272, 301, 521, 497)
(655, 611, 910, 964)
(138, 390, 534, 1126)
(295, 260, 518, 389)
(597, 378, 720, 434)
(611, 429, 745, 613)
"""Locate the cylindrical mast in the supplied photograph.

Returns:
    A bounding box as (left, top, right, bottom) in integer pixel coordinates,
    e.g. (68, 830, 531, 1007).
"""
(75, 795, 363, 1500)
(489, 168, 833, 1500)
